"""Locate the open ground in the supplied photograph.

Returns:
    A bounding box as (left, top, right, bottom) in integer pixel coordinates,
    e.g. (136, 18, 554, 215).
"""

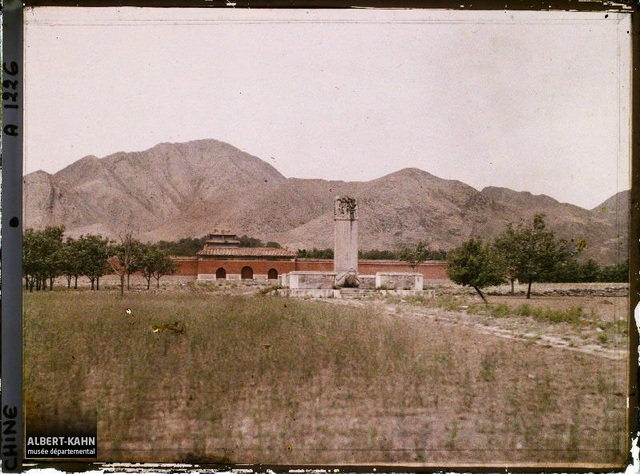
(24, 279, 629, 467)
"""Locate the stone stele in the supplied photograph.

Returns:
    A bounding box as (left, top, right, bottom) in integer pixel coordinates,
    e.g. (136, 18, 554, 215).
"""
(334, 196, 358, 286)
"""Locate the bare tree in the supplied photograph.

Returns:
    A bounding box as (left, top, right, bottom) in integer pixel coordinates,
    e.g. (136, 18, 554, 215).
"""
(109, 231, 141, 296)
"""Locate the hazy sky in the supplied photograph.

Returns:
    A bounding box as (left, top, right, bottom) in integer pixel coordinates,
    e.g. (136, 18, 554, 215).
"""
(24, 8, 631, 209)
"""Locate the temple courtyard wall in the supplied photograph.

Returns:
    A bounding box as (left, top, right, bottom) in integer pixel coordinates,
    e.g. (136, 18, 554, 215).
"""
(172, 257, 449, 283)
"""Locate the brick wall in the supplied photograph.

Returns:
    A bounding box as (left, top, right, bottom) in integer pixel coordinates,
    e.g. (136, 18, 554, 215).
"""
(173, 257, 450, 281)
(294, 259, 334, 272)
(197, 259, 296, 277)
(172, 257, 199, 276)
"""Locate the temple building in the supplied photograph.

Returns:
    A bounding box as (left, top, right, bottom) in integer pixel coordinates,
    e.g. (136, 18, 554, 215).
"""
(192, 231, 297, 281)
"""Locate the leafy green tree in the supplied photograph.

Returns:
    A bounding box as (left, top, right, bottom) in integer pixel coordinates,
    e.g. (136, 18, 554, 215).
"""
(544, 258, 580, 283)
(23, 228, 40, 291)
(426, 249, 448, 260)
(78, 234, 111, 290)
(42, 226, 65, 290)
(23, 226, 65, 291)
(447, 237, 504, 303)
(494, 214, 572, 299)
(493, 225, 519, 294)
(238, 235, 263, 247)
(61, 237, 86, 289)
(599, 260, 629, 283)
(156, 236, 207, 256)
(23, 228, 43, 291)
(580, 259, 601, 282)
(125, 240, 145, 289)
(297, 248, 334, 259)
(399, 241, 431, 270)
(139, 244, 178, 289)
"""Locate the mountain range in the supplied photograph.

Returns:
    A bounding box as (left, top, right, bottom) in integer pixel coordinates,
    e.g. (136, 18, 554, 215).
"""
(24, 139, 629, 265)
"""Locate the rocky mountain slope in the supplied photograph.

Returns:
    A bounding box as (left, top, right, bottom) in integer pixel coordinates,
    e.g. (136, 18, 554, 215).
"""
(24, 139, 629, 265)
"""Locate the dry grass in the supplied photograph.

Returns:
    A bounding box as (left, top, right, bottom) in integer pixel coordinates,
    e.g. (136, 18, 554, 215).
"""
(24, 287, 628, 466)
(389, 288, 628, 356)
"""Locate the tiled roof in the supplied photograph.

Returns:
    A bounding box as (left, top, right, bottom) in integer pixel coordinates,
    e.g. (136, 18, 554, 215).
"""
(198, 247, 296, 258)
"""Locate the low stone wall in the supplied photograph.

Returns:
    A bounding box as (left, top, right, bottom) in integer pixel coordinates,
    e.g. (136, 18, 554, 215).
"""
(286, 271, 337, 289)
(375, 272, 423, 290)
(359, 275, 376, 289)
(276, 289, 341, 298)
(197, 274, 217, 281)
(379, 289, 435, 298)
(198, 273, 243, 281)
(281, 272, 424, 291)
(276, 288, 436, 299)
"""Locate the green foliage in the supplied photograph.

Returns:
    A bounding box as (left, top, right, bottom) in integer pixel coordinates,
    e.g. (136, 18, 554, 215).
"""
(157, 236, 207, 256)
(470, 302, 587, 327)
(493, 214, 572, 298)
(446, 237, 504, 303)
(488, 303, 511, 318)
(23, 227, 115, 292)
(529, 306, 585, 325)
(60, 237, 84, 288)
(358, 248, 447, 260)
(544, 258, 597, 283)
(238, 234, 263, 247)
(573, 259, 599, 283)
(76, 234, 111, 290)
(298, 244, 446, 262)
(549, 259, 629, 283)
(297, 247, 334, 259)
(426, 248, 447, 260)
(598, 260, 629, 283)
(157, 234, 282, 254)
(399, 241, 431, 270)
(536, 257, 627, 284)
(138, 244, 179, 289)
(23, 226, 66, 291)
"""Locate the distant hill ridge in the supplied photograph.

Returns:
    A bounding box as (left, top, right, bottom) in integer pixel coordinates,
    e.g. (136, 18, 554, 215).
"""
(24, 139, 629, 265)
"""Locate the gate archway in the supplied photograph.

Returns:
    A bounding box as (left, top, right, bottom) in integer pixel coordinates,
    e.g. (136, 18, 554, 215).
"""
(241, 266, 254, 280)
(267, 268, 278, 280)
(215, 267, 226, 280)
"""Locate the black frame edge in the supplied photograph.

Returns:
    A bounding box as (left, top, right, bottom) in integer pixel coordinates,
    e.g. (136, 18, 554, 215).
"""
(16, 0, 637, 11)
(1, 1, 25, 473)
(8, 2, 638, 472)
(629, 6, 640, 471)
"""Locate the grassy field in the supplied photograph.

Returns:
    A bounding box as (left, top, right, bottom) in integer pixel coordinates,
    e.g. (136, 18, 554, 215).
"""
(24, 284, 629, 466)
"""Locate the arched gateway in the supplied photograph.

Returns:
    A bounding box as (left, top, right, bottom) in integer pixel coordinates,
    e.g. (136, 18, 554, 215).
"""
(194, 231, 297, 281)
(241, 266, 254, 280)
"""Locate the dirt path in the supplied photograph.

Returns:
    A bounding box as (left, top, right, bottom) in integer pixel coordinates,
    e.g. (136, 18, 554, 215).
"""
(318, 296, 629, 361)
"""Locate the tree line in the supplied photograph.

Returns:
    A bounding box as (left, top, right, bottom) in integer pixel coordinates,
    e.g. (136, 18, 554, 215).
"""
(23, 226, 177, 293)
(25, 220, 626, 296)
(445, 214, 628, 301)
(296, 247, 448, 260)
(156, 234, 282, 256)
